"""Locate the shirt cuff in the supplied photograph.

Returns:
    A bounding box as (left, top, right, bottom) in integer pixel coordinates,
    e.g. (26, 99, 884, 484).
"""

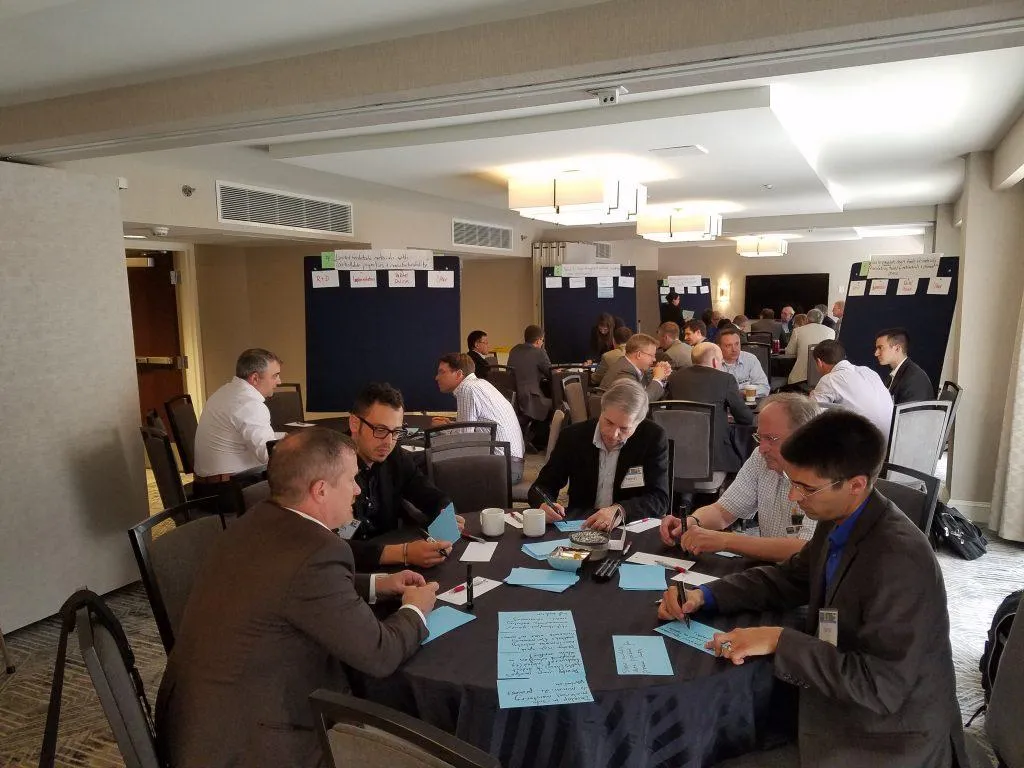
(698, 585, 717, 612)
(368, 573, 385, 604)
(400, 604, 427, 627)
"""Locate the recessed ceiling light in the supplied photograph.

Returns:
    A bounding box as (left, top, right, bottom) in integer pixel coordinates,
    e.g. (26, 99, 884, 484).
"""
(123, 234, 147, 239)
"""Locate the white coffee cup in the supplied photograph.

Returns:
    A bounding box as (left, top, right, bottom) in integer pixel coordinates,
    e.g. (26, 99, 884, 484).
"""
(480, 508, 506, 537)
(523, 508, 546, 537)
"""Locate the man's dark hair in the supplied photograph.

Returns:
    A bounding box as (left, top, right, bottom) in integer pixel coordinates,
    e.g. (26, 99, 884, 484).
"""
(876, 327, 911, 354)
(438, 352, 473, 377)
(524, 325, 544, 344)
(812, 340, 846, 365)
(700, 309, 714, 327)
(781, 410, 886, 484)
(717, 318, 736, 331)
(613, 325, 634, 345)
(235, 348, 281, 379)
(467, 330, 487, 350)
(759, 308, 775, 320)
(268, 428, 355, 506)
(718, 326, 741, 341)
(353, 382, 404, 415)
(683, 319, 707, 336)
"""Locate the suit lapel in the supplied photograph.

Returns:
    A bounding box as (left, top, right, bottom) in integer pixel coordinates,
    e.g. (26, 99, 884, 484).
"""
(824, 492, 886, 605)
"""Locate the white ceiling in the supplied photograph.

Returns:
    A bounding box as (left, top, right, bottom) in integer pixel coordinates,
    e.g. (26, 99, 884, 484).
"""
(272, 47, 1024, 221)
(0, 0, 606, 105)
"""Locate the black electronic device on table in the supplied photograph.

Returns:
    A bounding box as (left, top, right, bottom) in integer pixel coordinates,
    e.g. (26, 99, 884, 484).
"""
(592, 543, 632, 583)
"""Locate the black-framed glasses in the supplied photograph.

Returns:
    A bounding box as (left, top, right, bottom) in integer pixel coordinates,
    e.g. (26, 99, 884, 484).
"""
(356, 415, 408, 441)
(783, 472, 842, 499)
(752, 432, 783, 445)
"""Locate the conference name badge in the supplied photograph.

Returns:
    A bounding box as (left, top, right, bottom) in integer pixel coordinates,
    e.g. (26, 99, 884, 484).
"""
(818, 609, 839, 647)
(621, 466, 645, 489)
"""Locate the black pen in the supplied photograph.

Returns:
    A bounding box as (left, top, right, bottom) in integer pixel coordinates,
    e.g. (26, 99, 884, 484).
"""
(466, 564, 475, 611)
(675, 582, 690, 628)
(534, 487, 564, 519)
(419, 529, 451, 557)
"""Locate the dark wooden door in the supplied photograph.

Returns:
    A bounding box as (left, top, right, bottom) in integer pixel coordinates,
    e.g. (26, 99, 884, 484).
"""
(127, 251, 185, 431)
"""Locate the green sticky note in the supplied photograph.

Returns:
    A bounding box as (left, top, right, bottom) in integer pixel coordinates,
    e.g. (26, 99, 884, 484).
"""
(858, 261, 870, 277)
(553, 266, 563, 277)
(321, 251, 335, 269)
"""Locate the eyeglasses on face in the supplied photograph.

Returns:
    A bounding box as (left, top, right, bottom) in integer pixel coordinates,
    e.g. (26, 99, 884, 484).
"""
(752, 432, 783, 445)
(356, 415, 408, 441)
(783, 472, 842, 499)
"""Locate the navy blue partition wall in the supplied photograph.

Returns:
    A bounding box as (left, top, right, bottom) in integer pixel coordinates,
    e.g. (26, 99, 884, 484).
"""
(658, 277, 712, 320)
(542, 266, 637, 364)
(839, 256, 959, 393)
(304, 255, 461, 412)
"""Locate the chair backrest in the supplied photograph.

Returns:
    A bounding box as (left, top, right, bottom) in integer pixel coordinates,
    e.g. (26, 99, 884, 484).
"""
(549, 368, 575, 413)
(75, 603, 161, 768)
(875, 463, 940, 534)
(805, 344, 822, 388)
(987, 593, 1024, 767)
(650, 401, 715, 484)
(563, 380, 589, 424)
(140, 426, 187, 509)
(545, 408, 567, 460)
(423, 421, 498, 454)
(311, 689, 500, 768)
(128, 503, 227, 653)
(587, 391, 604, 420)
(886, 400, 952, 477)
(747, 331, 773, 346)
(164, 394, 198, 474)
(265, 383, 304, 430)
(485, 366, 517, 407)
(938, 380, 963, 449)
(742, 342, 771, 378)
(427, 440, 512, 512)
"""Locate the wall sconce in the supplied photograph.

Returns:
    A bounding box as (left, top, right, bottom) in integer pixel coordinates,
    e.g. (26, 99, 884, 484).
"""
(717, 279, 731, 307)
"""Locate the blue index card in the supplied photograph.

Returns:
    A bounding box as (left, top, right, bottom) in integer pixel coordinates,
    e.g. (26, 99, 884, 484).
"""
(427, 503, 460, 545)
(497, 673, 594, 709)
(422, 606, 476, 645)
(521, 538, 571, 560)
(613, 636, 674, 676)
(654, 619, 719, 656)
(505, 568, 579, 587)
(617, 563, 668, 591)
(554, 520, 586, 532)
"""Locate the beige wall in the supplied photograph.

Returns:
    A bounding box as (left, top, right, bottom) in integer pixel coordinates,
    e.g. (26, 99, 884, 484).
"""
(0, 162, 147, 630)
(461, 258, 535, 353)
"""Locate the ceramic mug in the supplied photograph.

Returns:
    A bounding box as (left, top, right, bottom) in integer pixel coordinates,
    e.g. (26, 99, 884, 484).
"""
(522, 508, 546, 537)
(480, 508, 506, 537)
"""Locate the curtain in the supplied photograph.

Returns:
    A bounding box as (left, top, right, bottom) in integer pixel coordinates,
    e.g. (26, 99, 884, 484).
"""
(991, 291, 1024, 542)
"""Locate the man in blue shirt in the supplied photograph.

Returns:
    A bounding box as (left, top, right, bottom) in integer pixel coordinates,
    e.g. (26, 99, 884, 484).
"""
(658, 410, 964, 768)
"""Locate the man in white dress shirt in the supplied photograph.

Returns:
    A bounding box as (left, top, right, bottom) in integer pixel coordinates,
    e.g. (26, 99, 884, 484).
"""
(193, 348, 287, 481)
(718, 326, 770, 397)
(811, 340, 893, 437)
(433, 353, 526, 483)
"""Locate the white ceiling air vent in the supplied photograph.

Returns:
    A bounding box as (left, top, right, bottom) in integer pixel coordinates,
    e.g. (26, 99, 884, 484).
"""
(452, 219, 513, 251)
(594, 242, 612, 261)
(217, 181, 353, 235)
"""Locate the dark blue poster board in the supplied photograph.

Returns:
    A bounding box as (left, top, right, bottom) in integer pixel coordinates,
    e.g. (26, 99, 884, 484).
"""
(304, 255, 461, 412)
(542, 266, 637, 364)
(840, 256, 958, 393)
(658, 277, 712, 321)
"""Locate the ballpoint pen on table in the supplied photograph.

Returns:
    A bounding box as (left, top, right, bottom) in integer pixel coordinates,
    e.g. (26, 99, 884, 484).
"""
(466, 565, 475, 611)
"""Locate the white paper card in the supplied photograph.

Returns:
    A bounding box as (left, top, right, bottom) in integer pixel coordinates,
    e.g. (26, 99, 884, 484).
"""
(460, 542, 499, 562)
(896, 277, 918, 296)
(927, 276, 952, 295)
(285, 421, 316, 427)
(699, 286, 710, 294)
(659, 286, 670, 296)
(685, 286, 696, 294)
(545, 276, 563, 289)
(618, 276, 635, 288)
(714, 550, 742, 558)
(666, 275, 703, 289)
(569, 277, 586, 289)
(848, 280, 867, 297)
(400, 444, 424, 453)
(624, 518, 662, 533)
(596, 276, 614, 288)
(350, 271, 378, 288)
(671, 571, 719, 586)
(503, 512, 524, 529)
(311, 270, 340, 288)
(869, 279, 889, 296)
(627, 552, 695, 570)
(427, 270, 455, 288)
(437, 577, 502, 606)
(388, 270, 416, 288)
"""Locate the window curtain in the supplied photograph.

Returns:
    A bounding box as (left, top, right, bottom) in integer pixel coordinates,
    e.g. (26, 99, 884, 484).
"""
(991, 291, 1024, 542)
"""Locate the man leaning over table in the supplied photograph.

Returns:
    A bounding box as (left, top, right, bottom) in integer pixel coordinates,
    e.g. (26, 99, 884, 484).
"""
(346, 382, 463, 572)
(658, 409, 965, 768)
(528, 378, 669, 531)
(659, 394, 818, 562)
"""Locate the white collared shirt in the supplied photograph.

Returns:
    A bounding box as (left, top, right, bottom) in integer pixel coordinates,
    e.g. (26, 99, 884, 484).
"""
(453, 373, 525, 460)
(193, 377, 286, 476)
(592, 424, 624, 509)
(813, 360, 893, 437)
(889, 357, 906, 382)
(717, 452, 817, 540)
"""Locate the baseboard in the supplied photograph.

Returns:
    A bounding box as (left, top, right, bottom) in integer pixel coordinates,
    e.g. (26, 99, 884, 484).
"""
(947, 499, 991, 525)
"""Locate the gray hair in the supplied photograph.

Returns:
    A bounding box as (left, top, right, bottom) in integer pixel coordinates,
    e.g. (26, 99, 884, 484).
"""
(691, 341, 722, 367)
(806, 308, 824, 324)
(760, 393, 819, 429)
(600, 378, 649, 424)
(236, 348, 281, 379)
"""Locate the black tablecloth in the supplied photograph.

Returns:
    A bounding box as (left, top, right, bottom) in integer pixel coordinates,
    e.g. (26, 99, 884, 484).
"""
(354, 514, 797, 768)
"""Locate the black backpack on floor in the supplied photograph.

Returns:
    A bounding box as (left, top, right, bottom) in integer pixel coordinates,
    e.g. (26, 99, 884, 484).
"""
(981, 589, 1023, 703)
(929, 502, 987, 560)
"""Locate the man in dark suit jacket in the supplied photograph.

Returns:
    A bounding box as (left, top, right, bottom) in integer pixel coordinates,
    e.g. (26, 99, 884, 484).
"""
(466, 329, 491, 380)
(815, 303, 836, 330)
(157, 428, 439, 768)
(874, 327, 934, 404)
(750, 308, 785, 342)
(529, 378, 669, 529)
(665, 341, 754, 472)
(659, 410, 964, 768)
(506, 324, 553, 421)
(602, 332, 672, 402)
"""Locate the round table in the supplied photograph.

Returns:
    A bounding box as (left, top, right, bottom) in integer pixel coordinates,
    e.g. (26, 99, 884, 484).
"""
(355, 514, 798, 768)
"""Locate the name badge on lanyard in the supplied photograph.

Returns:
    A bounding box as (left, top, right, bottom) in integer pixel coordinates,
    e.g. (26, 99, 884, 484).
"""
(621, 466, 645, 489)
(818, 609, 839, 647)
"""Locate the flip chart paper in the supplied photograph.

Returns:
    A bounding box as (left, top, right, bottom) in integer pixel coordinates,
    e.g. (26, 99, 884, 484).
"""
(613, 636, 674, 676)
(497, 674, 594, 709)
(311, 270, 340, 288)
(848, 280, 867, 297)
(655, 619, 719, 656)
(618, 276, 635, 288)
(460, 542, 498, 562)
(896, 277, 918, 296)
(928, 276, 951, 295)
(869, 279, 889, 296)
(388, 269, 416, 288)
(545, 276, 563, 288)
(427, 503, 460, 545)
(349, 271, 377, 288)
(569, 277, 586, 289)
(422, 606, 476, 645)
(617, 563, 668, 591)
(426, 270, 455, 288)
(554, 520, 586, 532)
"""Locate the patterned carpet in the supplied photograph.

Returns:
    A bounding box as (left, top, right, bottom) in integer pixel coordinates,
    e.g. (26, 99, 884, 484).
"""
(1, 474, 1021, 766)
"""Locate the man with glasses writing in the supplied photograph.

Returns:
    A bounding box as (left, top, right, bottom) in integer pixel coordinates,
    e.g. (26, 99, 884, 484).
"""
(603, 332, 672, 402)
(347, 383, 461, 571)
(659, 394, 819, 562)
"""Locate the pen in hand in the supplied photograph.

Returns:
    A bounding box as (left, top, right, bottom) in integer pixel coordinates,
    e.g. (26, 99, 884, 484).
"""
(675, 582, 690, 628)
(419, 529, 451, 557)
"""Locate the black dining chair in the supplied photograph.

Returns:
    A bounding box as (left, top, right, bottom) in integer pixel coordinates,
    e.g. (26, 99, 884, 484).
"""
(741, 342, 772, 384)
(650, 401, 724, 512)
(747, 331, 773, 347)
(423, 421, 498, 453)
(562, 377, 589, 424)
(886, 400, 952, 478)
(485, 365, 517, 407)
(875, 463, 940, 536)
(164, 394, 198, 474)
(266, 383, 305, 430)
(938, 380, 962, 453)
(140, 426, 191, 509)
(427, 440, 512, 512)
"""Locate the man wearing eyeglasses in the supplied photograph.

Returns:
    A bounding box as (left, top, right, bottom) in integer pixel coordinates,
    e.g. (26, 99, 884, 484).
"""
(659, 393, 819, 562)
(603, 332, 672, 402)
(346, 383, 461, 571)
(658, 409, 964, 768)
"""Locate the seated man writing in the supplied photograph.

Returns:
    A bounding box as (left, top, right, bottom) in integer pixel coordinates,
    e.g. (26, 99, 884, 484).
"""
(660, 393, 817, 562)
(528, 379, 669, 530)
(347, 382, 462, 571)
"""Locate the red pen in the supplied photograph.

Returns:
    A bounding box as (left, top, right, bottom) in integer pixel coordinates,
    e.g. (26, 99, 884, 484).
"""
(451, 578, 481, 593)
(655, 559, 687, 573)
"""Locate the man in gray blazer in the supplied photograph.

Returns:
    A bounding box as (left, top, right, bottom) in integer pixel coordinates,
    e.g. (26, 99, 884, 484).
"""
(659, 409, 964, 768)
(506, 324, 553, 421)
(655, 321, 693, 369)
(157, 428, 439, 768)
(603, 332, 672, 402)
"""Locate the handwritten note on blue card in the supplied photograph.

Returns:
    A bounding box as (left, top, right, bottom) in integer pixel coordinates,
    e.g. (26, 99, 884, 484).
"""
(613, 635, 674, 676)
(617, 563, 668, 591)
(521, 539, 571, 560)
(497, 673, 594, 709)
(554, 520, 586, 532)
(427, 503, 460, 545)
(422, 606, 476, 645)
(654, 619, 719, 656)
